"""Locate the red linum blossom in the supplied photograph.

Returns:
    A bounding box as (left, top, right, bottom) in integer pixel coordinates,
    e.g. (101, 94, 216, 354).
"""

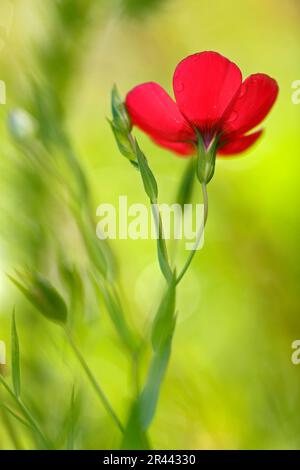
(125, 51, 278, 158)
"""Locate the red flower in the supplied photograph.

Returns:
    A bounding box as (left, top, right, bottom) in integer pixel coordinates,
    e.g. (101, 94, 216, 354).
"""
(125, 51, 278, 158)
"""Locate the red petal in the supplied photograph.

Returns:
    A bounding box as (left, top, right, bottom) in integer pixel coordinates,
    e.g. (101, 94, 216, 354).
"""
(222, 74, 278, 136)
(173, 51, 242, 132)
(218, 130, 263, 156)
(152, 137, 195, 157)
(125, 82, 195, 142)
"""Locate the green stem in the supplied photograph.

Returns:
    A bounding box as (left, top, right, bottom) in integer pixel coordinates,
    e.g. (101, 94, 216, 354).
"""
(1, 405, 23, 450)
(170, 157, 197, 264)
(176, 182, 208, 285)
(151, 200, 173, 282)
(64, 328, 124, 434)
(139, 338, 172, 431)
(0, 375, 51, 449)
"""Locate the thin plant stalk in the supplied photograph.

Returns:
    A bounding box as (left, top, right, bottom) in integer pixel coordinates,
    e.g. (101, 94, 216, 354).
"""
(151, 201, 173, 280)
(0, 405, 23, 450)
(176, 183, 208, 285)
(0, 375, 51, 449)
(64, 328, 124, 434)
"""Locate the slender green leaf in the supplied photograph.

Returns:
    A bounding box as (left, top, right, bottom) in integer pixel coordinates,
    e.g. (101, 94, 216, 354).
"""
(135, 276, 177, 430)
(0, 404, 24, 450)
(65, 330, 124, 434)
(0, 375, 52, 449)
(135, 141, 158, 202)
(139, 338, 172, 430)
(124, 277, 177, 434)
(151, 274, 176, 351)
(66, 386, 76, 450)
(121, 402, 151, 450)
(91, 274, 137, 352)
(151, 205, 173, 282)
(0, 404, 32, 430)
(77, 212, 108, 278)
(11, 310, 21, 397)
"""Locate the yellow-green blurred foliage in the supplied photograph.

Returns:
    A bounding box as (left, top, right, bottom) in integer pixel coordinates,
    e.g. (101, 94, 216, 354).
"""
(0, 0, 300, 450)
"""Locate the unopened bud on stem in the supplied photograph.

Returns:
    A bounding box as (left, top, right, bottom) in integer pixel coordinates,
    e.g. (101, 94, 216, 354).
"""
(8, 270, 68, 325)
(196, 133, 219, 184)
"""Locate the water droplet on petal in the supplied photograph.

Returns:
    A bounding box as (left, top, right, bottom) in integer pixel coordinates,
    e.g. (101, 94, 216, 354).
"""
(227, 111, 238, 123)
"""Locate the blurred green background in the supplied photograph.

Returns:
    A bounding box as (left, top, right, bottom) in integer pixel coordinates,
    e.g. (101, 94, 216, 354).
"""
(0, 0, 300, 450)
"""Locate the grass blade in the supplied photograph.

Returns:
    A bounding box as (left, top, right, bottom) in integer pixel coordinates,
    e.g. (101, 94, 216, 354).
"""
(64, 329, 124, 434)
(0, 375, 52, 449)
(135, 141, 158, 202)
(1, 403, 32, 430)
(66, 387, 76, 450)
(11, 310, 21, 398)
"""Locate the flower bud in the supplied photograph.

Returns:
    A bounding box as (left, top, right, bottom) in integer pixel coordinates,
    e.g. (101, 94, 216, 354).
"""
(111, 84, 132, 134)
(8, 271, 68, 325)
(196, 134, 219, 184)
(109, 119, 136, 161)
